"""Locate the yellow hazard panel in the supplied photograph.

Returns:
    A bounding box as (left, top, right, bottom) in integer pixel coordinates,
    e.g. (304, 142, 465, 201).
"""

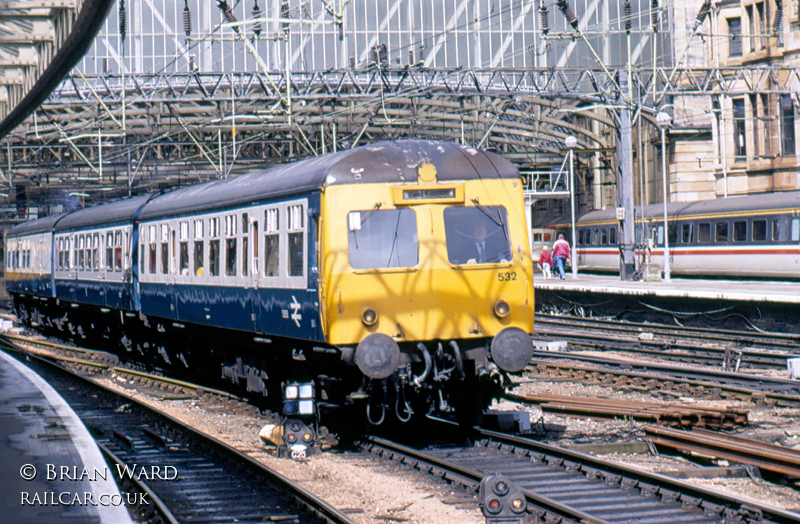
(319, 178, 534, 346)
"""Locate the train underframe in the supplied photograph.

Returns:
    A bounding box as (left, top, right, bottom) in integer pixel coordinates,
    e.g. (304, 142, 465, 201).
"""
(12, 293, 511, 433)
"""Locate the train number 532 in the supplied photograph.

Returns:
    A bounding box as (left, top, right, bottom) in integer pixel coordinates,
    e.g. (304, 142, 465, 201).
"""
(497, 271, 517, 281)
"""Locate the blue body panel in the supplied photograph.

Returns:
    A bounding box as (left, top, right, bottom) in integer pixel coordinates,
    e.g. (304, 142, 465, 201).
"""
(55, 279, 76, 302)
(7, 275, 51, 296)
(102, 282, 130, 310)
(71, 280, 109, 306)
(137, 192, 324, 342)
(139, 283, 322, 341)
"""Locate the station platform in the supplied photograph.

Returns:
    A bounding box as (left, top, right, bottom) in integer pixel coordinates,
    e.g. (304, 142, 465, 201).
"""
(532, 273, 800, 333)
(534, 272, 800, 305)
(0, 349, 132, 523)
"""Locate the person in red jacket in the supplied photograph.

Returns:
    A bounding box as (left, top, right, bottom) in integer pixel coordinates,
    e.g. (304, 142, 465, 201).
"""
(552, 234, 571, 279)
(537, 245, 553, 278)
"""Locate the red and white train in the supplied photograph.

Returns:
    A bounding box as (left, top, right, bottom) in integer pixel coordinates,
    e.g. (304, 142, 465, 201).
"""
(541, 190, 800, 279)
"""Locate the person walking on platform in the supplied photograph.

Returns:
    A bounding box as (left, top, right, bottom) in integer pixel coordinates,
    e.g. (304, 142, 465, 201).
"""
(552, 234, 571, 279)
(537, 245, 553, 279)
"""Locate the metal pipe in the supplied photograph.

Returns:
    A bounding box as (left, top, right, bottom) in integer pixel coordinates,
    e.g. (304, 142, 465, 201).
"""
(566, 136, 578, 278)
(657, 112, 671, 281)
(412, 343, 432, 388)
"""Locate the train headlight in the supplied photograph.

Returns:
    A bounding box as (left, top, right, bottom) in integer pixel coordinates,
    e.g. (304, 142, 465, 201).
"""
(298, 400, 315, 415)
(493, 299, 510, 319)
(284, 384, 299, 400)
(361, 308, 378, 326)
(283, 381, 315, 416)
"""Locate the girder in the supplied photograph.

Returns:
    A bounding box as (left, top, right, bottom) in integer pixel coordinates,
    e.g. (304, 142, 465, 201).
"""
(0, 0, 792, 216)
(0, 0, 114, 142)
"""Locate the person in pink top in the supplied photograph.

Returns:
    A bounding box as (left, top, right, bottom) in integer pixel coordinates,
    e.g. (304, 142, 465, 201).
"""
(551, 234, 571, 279)
(537, 245, 553, 278)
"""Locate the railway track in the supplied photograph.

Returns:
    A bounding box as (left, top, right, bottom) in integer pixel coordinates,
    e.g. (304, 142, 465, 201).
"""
(504, 391, 749, 429)
(361, 421, 800, 523)
(644, 426, 800, 479)
(0, 337, 354, 524)
(528, 350, 800, 406)
(535, 313, 800, 371)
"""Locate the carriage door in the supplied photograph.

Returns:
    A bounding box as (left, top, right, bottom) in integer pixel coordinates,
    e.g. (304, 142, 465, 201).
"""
(246, 214, 259, 331)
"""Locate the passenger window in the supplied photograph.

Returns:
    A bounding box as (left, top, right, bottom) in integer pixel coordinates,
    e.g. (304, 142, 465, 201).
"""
(171, 230, 176, 274)
(600, 229, 608, 245)
(148, 225, 157, 274)
(681, 224, 693, 244)
(609, 227, 616, 245)
(668, 224, 678, 245)
(443, 206, 510, 266)
(179, 222, 189, 275)
(242, 214, 249, 277)
(114, 232, 122, 271)
(225, 214, 237, 277)
(124, 231, 130, 270)
(350, 208, 419, 268)
(160, 225, 169, 274)
(752, 219, 767, 242)
(698, 223, 710, 243)
(91, 234, 97, 270)
(209, 217, 220, 276)
(106, 232, 114, 270)
(792, 218, 800, 241)
(78, 235, 85, 269)
(772, 219, 783, 241)
(264, 208, 280, 277)
(715, 222, 728, 242)
(194, 219, 205, 276)
(287, 204, 304, 277)
(252, 221, 259, 274)
(733, 220, 747, 242)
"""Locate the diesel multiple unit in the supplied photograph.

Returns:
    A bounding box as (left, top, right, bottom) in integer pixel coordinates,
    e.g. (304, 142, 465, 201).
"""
(5, 140, 535, 428)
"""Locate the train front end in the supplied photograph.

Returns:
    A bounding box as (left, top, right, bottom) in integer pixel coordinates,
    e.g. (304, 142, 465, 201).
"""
(319, 142, 534, 424)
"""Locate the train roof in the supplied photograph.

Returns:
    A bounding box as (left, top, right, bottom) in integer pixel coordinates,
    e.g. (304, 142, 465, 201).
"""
(54, 195, 153, 233)
(137, 139, 517, 220)
(576, 190, 800, 225)
(7, 213, 64, 237)
(6, 141, 516, 236)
